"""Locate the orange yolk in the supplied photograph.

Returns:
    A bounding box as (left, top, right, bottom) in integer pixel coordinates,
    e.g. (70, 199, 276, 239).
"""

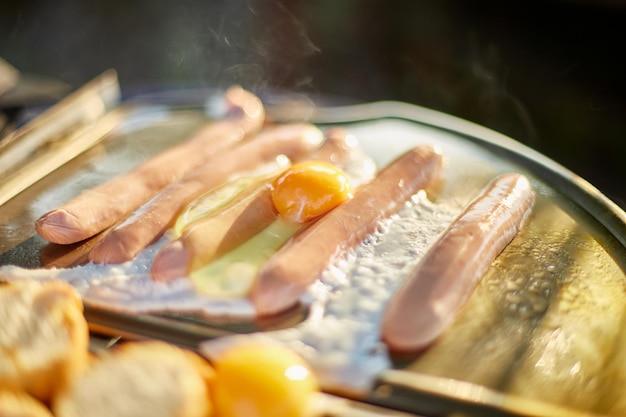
(271, 161, 353, 223)
(211, 342, 318, 417)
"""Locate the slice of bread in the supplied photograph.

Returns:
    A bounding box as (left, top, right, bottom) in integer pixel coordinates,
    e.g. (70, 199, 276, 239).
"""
(53, 341, 214, 417)
(0, 280, 89, 402)
(0, 389, 54, 417)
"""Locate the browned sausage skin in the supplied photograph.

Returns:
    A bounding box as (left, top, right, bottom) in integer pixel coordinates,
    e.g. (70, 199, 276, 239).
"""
(88, 123, 324, 264)
(150, 128, 359, 282)
(381, 173, 535, 353)
(35, 86, 265, 245)
(250, 146, 444, 316)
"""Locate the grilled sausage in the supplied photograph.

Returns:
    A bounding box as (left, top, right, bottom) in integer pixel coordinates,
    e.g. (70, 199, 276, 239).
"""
(88, 123, 324, 264)
(304, 128, 357, 166)
(150, 128, 360, 282)
(381, 173, 535, 353)
(35, 86, 265, 245)
(250, 146, 444, 316)
(151, 182, 277, 282)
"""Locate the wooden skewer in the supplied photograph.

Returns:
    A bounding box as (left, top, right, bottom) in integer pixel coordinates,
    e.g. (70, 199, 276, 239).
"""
(0, 69, 120, 180)
(0, 105, 123, 208)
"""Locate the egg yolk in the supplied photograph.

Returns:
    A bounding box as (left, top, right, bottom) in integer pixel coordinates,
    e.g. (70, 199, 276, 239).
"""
(211, 343, 318, 417)
(271, 161, 353, 223)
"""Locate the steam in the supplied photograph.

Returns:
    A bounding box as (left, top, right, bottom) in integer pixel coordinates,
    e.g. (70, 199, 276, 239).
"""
(466, 33, 538, 145)
(173, 1, 321, 93)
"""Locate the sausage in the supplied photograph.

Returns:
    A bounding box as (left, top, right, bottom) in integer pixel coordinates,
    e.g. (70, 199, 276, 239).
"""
(381, 173, 535, 353)
(34, 86, 265, 245)
(304, 128, 356, 166)
(250, 146, 444, 316)
(88, 123, 324, 264)
(151, 182, 277, 282)
(150, 128, 359, 282)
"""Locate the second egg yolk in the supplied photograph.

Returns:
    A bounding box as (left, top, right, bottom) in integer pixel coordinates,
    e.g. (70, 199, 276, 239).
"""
(271, 161, 353, 223)
(211, 342, 318, 417)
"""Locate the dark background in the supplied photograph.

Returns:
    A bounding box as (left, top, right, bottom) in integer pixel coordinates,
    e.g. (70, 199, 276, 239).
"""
(1, 0, 625, 208)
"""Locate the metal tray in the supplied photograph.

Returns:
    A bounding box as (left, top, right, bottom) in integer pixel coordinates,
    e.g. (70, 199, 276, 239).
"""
(1, 88, 625, 417)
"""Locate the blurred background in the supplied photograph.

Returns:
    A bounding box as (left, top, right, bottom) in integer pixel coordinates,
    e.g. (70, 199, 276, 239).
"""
(1, 0, 624, 208)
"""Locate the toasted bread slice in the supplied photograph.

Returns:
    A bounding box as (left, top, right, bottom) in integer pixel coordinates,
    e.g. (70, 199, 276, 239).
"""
(0, 280, 89, 402)
(53, 341, 214, 417)
(0, 389, 54, 417)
